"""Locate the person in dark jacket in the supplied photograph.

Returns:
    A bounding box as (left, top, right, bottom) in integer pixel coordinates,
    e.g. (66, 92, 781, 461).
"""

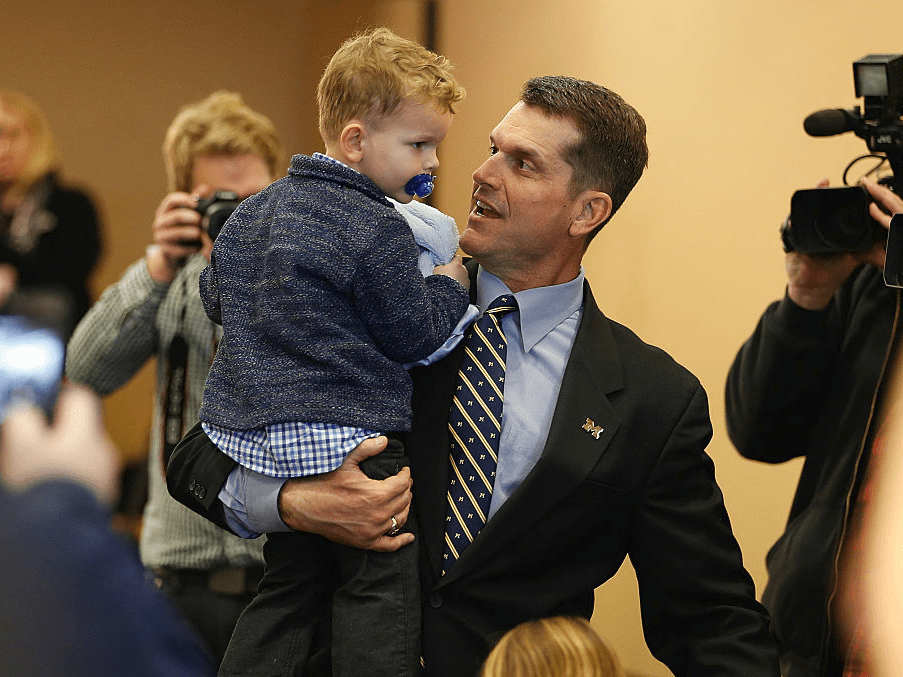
(0, 385, 214, 677)
(0, 90, 102, 337)
(725, 175, 903, 677)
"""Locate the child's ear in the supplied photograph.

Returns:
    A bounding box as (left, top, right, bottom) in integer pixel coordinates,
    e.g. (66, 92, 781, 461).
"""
(339, 122, 366, 163)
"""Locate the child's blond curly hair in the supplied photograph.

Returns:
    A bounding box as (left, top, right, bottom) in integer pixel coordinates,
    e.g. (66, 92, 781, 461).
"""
(317, 27, 465, 142)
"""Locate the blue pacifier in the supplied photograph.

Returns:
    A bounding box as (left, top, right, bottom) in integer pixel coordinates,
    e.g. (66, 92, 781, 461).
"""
(404, 174, 434, 198)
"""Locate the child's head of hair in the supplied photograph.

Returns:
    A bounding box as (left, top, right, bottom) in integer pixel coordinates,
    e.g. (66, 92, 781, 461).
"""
(480, 616, 626, 677)
(317, 27, 465, 144)
(163, 91, 283, 193)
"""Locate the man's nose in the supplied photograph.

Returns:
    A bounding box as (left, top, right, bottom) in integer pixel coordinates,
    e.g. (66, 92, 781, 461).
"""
(472, 155, 498, 187)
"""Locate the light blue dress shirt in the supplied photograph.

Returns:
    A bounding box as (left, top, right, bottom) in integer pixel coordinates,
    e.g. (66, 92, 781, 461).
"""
(222, 265, 584, 535)
(476, 267, 584, 517)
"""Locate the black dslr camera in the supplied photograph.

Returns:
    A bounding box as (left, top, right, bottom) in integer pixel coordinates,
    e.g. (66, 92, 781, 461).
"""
(782, 54, 903, 259)
(195, 190, 240, 242)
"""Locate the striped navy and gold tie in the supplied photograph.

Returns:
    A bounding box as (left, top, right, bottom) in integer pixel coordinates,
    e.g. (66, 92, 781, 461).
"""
(443, 295, 518, 573)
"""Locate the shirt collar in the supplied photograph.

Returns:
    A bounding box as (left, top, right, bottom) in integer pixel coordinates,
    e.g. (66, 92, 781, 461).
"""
(312, 152, 354, 172)
(476, 265, 585, 352)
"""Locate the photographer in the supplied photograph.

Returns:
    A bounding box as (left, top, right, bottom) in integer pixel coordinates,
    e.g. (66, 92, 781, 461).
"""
(725, 174, 903, 677)
(65, 91, 282, 665)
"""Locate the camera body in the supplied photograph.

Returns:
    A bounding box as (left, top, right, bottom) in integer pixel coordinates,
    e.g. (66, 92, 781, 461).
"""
(784, 185, 888, 254)
(195, 190, 240, 242)
(786, 54, 903, 255)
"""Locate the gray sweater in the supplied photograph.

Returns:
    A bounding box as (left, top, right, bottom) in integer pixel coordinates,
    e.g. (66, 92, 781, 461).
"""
(199, 154, 469, 431)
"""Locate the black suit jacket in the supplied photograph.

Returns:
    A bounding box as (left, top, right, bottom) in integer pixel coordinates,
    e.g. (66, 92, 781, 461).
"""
(167, 269, 779, 677)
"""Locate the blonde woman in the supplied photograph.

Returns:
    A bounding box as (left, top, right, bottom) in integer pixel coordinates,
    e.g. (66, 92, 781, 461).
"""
(0, 90, 101, 336)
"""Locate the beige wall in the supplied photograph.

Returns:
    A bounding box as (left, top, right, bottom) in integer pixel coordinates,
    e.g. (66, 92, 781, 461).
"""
(5, 0, 903, 674)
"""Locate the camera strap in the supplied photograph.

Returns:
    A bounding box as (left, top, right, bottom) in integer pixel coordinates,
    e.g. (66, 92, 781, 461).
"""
(160, 268, 221, 474)
(161, 273, 194, 473)
(162, 332, 189, 470)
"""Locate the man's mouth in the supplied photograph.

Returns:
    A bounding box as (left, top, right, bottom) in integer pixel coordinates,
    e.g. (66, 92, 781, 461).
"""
(473, 199, 500, 218)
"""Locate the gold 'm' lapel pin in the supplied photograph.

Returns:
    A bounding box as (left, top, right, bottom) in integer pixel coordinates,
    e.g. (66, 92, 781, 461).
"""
(582, 418, 604, 440)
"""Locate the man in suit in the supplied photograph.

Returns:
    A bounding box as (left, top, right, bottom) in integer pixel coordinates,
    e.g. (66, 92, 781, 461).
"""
(167, 75, 780, 676)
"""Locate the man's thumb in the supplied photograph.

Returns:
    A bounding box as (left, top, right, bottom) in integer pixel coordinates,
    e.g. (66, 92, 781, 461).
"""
(344, 435, 388, 466)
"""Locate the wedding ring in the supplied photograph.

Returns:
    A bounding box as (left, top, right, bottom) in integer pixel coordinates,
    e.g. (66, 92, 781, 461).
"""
(387, 515, 402, 536)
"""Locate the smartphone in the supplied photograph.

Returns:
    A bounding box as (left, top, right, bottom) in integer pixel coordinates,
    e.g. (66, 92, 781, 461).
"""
(0, 315, 65, 422)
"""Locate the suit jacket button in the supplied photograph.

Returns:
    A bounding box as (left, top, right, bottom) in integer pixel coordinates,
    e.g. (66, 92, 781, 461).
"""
(429, 593, 442, 608)
(196, 485, 206, 499)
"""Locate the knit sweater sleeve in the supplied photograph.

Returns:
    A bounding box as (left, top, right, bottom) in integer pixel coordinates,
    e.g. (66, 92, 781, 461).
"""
(198, 254, 221, 325)
(352, 211, 469, 364)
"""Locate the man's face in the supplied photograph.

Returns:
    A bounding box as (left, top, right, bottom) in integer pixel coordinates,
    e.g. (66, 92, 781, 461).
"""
(191, 152, 273, 258)
(460, 102, 583, 291)
(0, 105, 32, 185)
(357, 99, 452, 203)
(191, 153, 273, 201)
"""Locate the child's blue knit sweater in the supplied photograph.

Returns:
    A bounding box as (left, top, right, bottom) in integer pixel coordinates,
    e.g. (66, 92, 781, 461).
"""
(198, 154, 469, 431)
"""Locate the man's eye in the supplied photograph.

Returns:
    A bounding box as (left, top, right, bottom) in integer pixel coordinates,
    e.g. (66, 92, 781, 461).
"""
(519, 159, 531, 170)
(412, 142, 426, 150)
(488, 145, 498, 156)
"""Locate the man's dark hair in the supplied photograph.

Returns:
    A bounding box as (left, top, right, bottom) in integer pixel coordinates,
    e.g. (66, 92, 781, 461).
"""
(521, 76, 648, 232)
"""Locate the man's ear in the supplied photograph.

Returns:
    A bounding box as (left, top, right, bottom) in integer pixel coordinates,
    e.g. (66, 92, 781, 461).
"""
(339, 121, 366, 163)
(570, 191, 613, 237)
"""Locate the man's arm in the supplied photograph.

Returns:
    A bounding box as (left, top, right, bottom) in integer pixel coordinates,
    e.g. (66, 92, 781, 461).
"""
(631, 384, 780, 675)
(724, 285, 845, 464)
(65, 258, 167, 394)
(66, 189, 209, 394)
(166, 426, 415, 550)
(723, 176, 903, 464)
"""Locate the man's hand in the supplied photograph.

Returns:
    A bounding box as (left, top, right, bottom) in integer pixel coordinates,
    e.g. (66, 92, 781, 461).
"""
(145, 186, 214, 284)
(785, 176, 903, 310)
(0, 385, 121, 507)
(859, 175, 903, 270)
(786, 250, 860, 311)
(277, 435, 415, 552)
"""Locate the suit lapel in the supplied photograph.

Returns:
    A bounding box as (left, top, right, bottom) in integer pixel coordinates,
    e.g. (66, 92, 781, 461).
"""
(409, 346, 463, 577)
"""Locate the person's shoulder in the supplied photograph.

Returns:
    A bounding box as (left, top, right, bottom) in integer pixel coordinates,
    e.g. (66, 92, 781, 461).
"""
(44, 175, 99, 213)
(585, 299, 701, 393)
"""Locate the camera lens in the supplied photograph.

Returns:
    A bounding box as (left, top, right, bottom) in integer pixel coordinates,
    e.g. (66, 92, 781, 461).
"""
(204, 205, 236, 242)
(196, 191, 240, 242)
(813, 202, 868, 250)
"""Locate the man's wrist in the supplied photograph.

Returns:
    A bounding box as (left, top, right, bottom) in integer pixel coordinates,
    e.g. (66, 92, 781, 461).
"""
(145, 245, 179, 284)
(276, 477, 307, 532)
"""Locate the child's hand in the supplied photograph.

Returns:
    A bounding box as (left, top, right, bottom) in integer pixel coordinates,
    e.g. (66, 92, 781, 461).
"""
(433, 255, 470, 291)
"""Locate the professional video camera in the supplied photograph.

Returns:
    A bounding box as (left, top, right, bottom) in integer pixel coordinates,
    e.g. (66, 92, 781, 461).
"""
(781, 54, 903, 264)
(195, 190, 240, 242)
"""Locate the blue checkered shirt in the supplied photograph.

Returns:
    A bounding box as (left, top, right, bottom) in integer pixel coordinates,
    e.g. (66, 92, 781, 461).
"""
(203, 420, 379, 477)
